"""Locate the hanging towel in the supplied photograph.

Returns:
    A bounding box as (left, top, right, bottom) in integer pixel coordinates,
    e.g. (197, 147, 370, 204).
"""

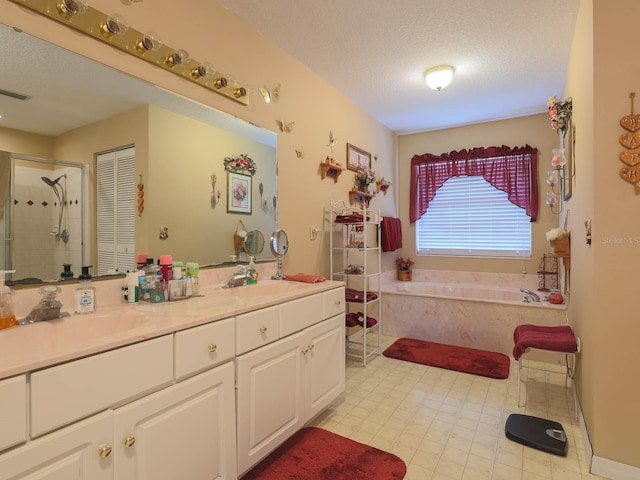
(512, 324, 578, 360)
(381, 217, 403, 252)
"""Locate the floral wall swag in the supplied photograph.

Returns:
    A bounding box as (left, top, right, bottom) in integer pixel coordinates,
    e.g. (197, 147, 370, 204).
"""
(547, 96, 573, 132)
(224, 153, 257, 176)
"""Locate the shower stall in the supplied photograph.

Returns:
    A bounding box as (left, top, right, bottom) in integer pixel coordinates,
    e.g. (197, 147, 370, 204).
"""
(0, 151, 86, 283)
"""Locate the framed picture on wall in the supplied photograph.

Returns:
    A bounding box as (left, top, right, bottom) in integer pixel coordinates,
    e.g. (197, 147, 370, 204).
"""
(227, 172, 252, 214)
(347, 143, 372, 171)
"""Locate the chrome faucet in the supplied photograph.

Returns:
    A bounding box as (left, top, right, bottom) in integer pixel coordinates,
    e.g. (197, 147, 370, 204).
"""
(520, 288, 540, 303)
(225, 265, 251, 288)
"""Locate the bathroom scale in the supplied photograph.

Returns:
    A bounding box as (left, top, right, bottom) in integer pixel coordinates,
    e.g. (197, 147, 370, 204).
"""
(505, 414, 568, 456)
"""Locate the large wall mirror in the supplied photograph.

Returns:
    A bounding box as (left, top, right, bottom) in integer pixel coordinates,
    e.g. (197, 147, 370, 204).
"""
(0, 23, 277, 284)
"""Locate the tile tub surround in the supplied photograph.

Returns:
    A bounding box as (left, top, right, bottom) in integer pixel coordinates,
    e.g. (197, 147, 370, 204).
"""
(0, 263, 344, 380)
(376, 270, 568, 364)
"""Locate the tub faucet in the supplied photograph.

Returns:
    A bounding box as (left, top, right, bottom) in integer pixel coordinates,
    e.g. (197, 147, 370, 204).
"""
(520, 288, 540, 303)
(225, 265, 250, 288)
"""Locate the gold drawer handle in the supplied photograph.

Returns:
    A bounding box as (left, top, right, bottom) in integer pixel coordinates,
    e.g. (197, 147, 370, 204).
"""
(259, 326, 267, 334)
(124, 435, 136, 448)
(208, 343, 217, 353)
(98, 444, 112, 458)
(335, 300, 341, 305)
(308, 343, 315, 351)
(301, 348, 309, 356)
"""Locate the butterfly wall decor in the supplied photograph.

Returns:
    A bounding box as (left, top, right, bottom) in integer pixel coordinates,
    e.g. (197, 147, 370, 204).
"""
(259, 84, 280, 104)
(276, 120, 295, 133)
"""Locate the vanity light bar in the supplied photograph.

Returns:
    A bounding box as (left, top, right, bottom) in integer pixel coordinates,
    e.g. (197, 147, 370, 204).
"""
(9, 0, 250, 106)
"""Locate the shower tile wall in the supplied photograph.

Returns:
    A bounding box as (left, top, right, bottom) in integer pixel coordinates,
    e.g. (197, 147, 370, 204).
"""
(13, 165, 82, 282)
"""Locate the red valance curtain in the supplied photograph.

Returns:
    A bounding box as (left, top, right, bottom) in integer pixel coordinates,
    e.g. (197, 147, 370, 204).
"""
(409, 145, 539, 223)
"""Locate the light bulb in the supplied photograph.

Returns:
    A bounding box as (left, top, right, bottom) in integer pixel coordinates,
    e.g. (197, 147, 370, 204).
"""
(191, 62, 216, 79)
(135, 32, 162, 54)
(165, 49, 191, 67)
(100, 14, 129, 38)
(56, 0, 88, 19)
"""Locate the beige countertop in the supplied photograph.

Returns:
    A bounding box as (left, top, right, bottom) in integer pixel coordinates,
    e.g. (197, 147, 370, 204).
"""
(0, 275, 344, 380)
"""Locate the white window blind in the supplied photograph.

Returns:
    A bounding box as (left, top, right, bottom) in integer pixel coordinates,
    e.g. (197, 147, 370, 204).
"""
(416, 175, 531, 258)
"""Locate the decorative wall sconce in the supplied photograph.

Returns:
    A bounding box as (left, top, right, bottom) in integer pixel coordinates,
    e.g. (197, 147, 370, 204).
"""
(546, 147, 567, 214)
(425, 65, 455, 91)
(12, 0, 250, 105)
(259, 84, 280, 104)
(100, 13, 129, 38)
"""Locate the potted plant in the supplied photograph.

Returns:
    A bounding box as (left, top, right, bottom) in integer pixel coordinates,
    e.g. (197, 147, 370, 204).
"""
(396, 257, 414, 281)
(354, 167, 377, 193)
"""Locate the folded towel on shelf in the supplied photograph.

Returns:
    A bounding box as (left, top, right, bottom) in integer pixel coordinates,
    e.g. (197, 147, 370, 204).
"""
(334, 214, 369, 224)
(381, 217, 403, 252)
(284, 273, 326, 283)
(345, 287, 378, 303)
(512, 324, 578, 360)
(345, 312, 377, 328)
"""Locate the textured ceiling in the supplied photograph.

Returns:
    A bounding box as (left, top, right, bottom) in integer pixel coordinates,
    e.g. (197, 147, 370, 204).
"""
(218, 0, 581, 134)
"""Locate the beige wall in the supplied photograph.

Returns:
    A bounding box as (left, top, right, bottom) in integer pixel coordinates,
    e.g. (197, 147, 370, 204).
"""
(398, 113, 560, 275)
(579, 0, 639, 468)
(146, 105, 277, 265)
(0, 127, 54, 158)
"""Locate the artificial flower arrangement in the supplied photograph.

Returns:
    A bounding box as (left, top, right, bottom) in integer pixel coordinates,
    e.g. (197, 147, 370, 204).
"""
(547, 96, 573, 132)
(224, 153, 257, 176)
(395, 257, 414, 271)
(354, 167, 377, 191)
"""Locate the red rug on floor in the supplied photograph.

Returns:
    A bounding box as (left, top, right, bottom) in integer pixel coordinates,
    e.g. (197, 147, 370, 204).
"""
(383, 337, 510, 379)
(242, 427, 407, 480)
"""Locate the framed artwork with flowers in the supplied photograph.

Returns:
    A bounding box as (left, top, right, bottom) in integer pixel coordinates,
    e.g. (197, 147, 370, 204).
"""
(346, 143, 372, 171)
(227, 172, 252, 214)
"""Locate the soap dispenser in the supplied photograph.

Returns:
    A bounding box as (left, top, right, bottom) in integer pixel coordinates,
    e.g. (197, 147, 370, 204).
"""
(75, 266, 96, 315)
(60, 263, 74, 281)
(0, 270, 18, 330)
(246, 256, 258, 285)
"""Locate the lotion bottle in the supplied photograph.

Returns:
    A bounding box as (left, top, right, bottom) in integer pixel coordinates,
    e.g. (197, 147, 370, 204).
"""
(0, 270, 18, 330)
(246, 256, 258, 285)
(75, 266, 96, 314)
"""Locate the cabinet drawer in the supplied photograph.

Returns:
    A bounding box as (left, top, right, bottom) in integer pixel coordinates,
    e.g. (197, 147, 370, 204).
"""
(174, 317, 235, 380)
(0, 375, 27, 452)
(31, 335, 173, 437)
(236, 306, 280, 355)
(322, 287, 345, 319)
(280, 293, 322, 337)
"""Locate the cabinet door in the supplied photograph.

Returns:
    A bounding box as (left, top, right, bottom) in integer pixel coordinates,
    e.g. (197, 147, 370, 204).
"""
(114, 363, 236, 480)
(304, 315, 345, 421)
(236, 331, 305, 475)
(0, 375, 26, 452)
(0, 411, 113, 480)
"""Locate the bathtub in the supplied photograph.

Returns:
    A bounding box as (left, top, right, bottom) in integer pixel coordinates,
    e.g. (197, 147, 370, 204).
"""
(377, 269, 567, 362)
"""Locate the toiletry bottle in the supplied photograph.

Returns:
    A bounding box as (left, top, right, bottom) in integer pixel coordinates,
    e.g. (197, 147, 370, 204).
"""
(247, 256, 258, 285)
(160, 255, 173, 283)
(121, 274, 129, 303)
(136, 253, 148, 271)
(0, 270, 18, 330)
(75, 266, 96, 314)
(128, 272, 140, 304)
(59, 263, 74, 281)
(186, 262, 200, 295)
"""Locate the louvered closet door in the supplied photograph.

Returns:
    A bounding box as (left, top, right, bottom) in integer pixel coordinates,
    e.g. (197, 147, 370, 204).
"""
(97, 146, 136, 275)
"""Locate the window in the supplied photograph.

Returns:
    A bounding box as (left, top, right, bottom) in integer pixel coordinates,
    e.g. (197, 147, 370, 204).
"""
(416, 176, 531, 258)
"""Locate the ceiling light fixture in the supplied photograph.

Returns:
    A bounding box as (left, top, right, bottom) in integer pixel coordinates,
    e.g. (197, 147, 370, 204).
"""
(425, 65, 455, 91)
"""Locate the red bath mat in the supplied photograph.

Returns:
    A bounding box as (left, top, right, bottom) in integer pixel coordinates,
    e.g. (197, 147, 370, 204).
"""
(383, 337, 510, 379)
(243, 427, 407, 480)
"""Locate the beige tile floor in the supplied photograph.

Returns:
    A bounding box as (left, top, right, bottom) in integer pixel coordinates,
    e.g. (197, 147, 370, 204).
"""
(310, 335, 606, 480)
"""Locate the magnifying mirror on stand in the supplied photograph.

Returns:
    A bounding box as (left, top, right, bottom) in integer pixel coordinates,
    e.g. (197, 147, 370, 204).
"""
(270, 230, 289, 280)
(243, 230, 265, 257)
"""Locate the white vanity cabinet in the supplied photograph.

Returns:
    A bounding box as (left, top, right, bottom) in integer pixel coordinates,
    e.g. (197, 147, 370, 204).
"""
(236, 289, 345, 475)
(0, 410, 114, 480)
(0, 375, 27, 453)
(114, 363, 236, 480)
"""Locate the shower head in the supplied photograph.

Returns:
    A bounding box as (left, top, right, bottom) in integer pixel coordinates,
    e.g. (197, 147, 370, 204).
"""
(41, 174, 66, 187)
